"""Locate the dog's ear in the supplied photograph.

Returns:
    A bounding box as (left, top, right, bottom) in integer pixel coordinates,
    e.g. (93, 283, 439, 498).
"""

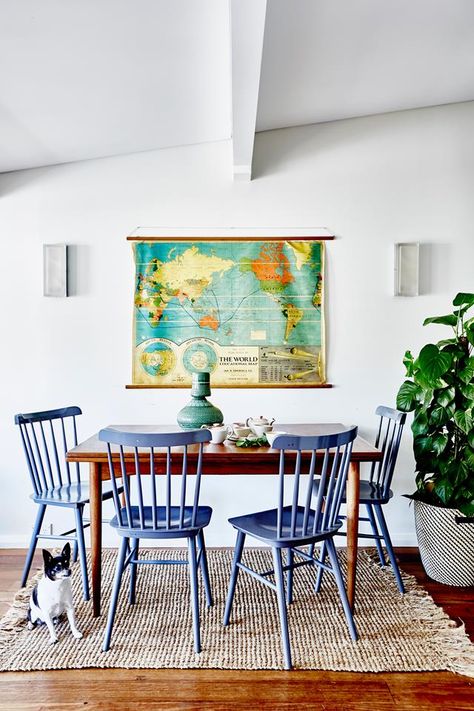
(42, 549, 53, 568)
(61, 542, 71, 564)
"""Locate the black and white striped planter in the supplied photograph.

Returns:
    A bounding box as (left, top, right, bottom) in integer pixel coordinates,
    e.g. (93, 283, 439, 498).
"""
(414, 499, 474, 586)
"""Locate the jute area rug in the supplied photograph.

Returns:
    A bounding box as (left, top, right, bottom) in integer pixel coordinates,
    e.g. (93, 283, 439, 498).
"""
(1, 548, 473, 675)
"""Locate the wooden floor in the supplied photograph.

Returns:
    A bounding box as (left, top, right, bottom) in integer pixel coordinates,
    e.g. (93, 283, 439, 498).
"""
(0, 548, 473, 711)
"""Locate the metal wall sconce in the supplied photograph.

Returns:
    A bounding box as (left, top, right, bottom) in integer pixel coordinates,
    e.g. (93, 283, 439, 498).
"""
(394, 242, 419, 297)
(43, 244, 68, 297)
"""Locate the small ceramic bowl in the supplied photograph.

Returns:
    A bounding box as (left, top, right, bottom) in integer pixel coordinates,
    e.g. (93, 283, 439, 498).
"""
(232, 423, 251, 438)
(201, 424, 232, 444)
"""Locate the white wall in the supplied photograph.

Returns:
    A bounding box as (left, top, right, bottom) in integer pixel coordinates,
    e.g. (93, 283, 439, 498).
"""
(1, 101, 473, 547)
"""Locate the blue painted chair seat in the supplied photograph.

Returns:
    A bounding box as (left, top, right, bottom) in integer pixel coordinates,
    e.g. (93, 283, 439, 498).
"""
(32, 481, 118, 507)
(229, 505, 342, 548)
(110, 505, 213, 539)
(312, 478, 393, 504)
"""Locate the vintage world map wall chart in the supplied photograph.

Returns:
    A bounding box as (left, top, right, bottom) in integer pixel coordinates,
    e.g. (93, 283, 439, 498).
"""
(130, 237, 328, 388)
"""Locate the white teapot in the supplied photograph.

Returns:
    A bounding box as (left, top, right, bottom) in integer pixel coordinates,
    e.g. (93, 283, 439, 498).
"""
(246, 415, 275, 436)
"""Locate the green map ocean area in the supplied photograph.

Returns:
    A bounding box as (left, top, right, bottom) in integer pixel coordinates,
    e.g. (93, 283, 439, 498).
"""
(132, 240, 324, 350)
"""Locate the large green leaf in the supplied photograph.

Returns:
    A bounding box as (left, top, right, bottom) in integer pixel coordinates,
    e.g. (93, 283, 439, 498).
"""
(459, 357, 474, 384)
(431, 433, 448, 455)
(459, 382, 474, 400)
(438, 456, 455, 476)
(421, 387, 434, 408)
(434, 478, 454, 505)
(413, 435, 434, 457)
(411, 411, 429, 437)
(465, 447, 474, 470)
(459, 501, 474, 516)
(415, 371, 446, 390)
(468, 431, 474, 448)
(454, 410, 473, 434)
(423, 314, 457, 327)
(453, 292, 474, 307)
(454, 462, 469, 485)
(429, 405, 449, 427)
(466, 324, 474, 348)
(396, 380, 421, 411)
(436, 386, 455, 407)
(418, 344, 452, 384)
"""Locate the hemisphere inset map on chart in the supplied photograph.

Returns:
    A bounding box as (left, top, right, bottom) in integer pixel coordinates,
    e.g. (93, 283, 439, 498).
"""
(131, 239, 326, 387)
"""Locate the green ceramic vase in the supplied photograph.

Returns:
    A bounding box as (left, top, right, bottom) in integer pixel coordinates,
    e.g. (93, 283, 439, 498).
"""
(177, 372, 223, 430)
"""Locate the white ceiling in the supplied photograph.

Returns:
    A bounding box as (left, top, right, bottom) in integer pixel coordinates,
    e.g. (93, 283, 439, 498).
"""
(0, 0, 231, 172)
(257, 0, 474, 131)
(1, 0, 474, 174)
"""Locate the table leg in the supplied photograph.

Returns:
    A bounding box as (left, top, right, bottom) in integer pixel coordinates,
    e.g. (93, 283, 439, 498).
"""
(89, 462, 102, 617)
(346, 461, 360, 611)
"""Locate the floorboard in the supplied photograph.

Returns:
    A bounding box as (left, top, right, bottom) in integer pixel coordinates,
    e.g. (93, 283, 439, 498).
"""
(0, 548, 473, 710)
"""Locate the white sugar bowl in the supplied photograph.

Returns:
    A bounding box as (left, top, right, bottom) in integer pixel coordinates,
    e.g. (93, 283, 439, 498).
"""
(246, 415, 275, 435)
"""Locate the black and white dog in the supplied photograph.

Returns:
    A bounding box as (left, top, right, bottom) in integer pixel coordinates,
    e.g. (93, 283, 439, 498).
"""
(28, 543, 83, 644)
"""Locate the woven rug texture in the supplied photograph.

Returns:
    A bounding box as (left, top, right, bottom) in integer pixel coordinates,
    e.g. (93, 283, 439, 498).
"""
(1, 548, 473, 674)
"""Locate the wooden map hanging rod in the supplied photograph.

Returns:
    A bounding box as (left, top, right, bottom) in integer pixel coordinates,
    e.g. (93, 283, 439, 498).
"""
(127, 227, 335, 241)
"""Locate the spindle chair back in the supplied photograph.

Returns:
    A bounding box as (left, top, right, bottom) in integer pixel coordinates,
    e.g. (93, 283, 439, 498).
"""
(98, 428, 211, 535)
(223, 426, 358, 669)
(97, 427, 213, 654)
(14, 406, 99, 600)
(368, 406, 406, 500)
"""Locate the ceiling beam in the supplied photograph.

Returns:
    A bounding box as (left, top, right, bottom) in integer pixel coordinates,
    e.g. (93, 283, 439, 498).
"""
(230, 0, 267, 181)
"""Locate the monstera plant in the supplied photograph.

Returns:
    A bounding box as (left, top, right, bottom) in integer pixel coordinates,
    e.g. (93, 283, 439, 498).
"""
(396, 293, 474, 585)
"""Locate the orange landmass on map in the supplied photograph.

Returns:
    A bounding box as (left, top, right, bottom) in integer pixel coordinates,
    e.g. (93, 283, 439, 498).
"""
(251, 243, 294, 287)
(199, 314, 219, 331)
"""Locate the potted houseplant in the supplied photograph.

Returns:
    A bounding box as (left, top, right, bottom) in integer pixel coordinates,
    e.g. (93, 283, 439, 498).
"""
(396, 292, 474, 585)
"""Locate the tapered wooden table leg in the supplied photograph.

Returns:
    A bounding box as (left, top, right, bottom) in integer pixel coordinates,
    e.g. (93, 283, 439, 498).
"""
(89, 462, 103, 617)
(346, 461, 360, 611)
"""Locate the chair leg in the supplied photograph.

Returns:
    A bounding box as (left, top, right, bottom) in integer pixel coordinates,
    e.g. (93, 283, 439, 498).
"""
(272, 547, 292, 670)
(74, 505, 90, 601)
(72, 539, 79, 563)
(286, 548, 294, 605)
(373, 504, 405, 593)
(129, 538, 139, 605)
(188, 536, 201, 654)
(21, 505, 46, 587)
(314, 540, 328, 593)
(223, 530, 246, 626)
(102, 537, 128, 652)
(325, 538, 358, 641)
(366, 504, 386, 566)
(197, 530, 213, 607)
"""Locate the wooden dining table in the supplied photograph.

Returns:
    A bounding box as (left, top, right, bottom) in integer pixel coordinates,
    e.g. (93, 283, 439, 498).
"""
(66, 423, 382, 617)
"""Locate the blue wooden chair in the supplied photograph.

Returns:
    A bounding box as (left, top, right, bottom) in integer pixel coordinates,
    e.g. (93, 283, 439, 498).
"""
(14, 406, 119, 600)
(98, 427, 213, 654)
(223, 426, 358, 670)
(312, 406, 407, 594)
